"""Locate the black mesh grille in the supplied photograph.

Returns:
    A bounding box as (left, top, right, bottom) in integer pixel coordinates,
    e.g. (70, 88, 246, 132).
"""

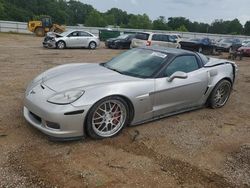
(30, 111, 42, 123)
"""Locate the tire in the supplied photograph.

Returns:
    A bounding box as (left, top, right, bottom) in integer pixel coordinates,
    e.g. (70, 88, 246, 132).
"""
(88, 41, 97, 50)
(86, 96, 129, 139)
(35, 27, 45, 37)
(56, 40, 66, 49)
(207, 79, 232, 109)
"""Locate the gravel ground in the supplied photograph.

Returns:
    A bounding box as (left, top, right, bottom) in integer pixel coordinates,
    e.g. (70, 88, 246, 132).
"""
(0, 33, 249, 188)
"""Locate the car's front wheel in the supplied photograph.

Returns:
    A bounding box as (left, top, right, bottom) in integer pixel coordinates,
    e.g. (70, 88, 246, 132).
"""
(56, 41, 66, 49)
(207, 79, 232, 108)
(86, 96, 129, 139)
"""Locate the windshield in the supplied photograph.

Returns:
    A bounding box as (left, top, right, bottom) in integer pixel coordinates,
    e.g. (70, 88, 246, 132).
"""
(243, 40, 250, 44)
(103, 49, 167, 78)
(117, 34, 129, 39)
(59, 30, 73, 36)
(221, 39, 233, 43)
(245, 43, 250, 47)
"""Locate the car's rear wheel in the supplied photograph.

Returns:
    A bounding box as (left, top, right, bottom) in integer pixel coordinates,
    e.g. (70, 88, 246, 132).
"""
(86, 96, 129, 139)
(56, 41, 66, 49)
(207, 79, 232, 108)
(89, 41, 97, 49)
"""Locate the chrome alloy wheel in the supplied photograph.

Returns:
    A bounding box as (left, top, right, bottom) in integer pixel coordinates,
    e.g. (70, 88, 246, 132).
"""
(91, 100, 127, 137)
(213, 82, 231, 107)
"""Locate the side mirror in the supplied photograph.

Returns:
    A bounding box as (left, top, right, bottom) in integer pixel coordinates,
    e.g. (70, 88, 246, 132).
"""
(167, 71, 188, 82)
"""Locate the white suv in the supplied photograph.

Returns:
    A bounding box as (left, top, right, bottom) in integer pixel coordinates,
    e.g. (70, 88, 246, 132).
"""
(131, 32, 180, 48)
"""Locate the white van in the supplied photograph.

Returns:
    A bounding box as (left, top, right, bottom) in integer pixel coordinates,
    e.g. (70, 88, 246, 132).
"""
(131, 32, 180, 48)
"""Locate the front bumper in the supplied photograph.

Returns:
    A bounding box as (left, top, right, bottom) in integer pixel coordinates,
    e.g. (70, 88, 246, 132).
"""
(43, 40, 56, 48)
(105, 41, 117, 49)
(23, 84, 91, 140)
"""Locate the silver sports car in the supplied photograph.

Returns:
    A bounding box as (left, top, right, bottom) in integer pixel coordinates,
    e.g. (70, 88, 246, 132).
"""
(43, 30, 100, 49)
(24, 46, 237, 140)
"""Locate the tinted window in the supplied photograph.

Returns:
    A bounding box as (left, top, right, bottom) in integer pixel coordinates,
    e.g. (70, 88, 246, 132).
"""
(168, 35, 176, 43)
(164, 56, 199, 77)
(162, 35, 170, 42)
(128, 34, 135, 40)
(152, 34, 162, 41)
(78, 31, 92, 37)
(135, 33, 150, 40)
(68, 31, 78, 37)
(198, 53, 209, 64)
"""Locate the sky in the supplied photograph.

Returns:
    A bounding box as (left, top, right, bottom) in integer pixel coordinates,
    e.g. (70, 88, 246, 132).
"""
(80, 0, 250, 25)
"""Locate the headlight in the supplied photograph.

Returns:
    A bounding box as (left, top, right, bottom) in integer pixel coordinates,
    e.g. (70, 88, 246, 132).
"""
(47, 90, 84, 105)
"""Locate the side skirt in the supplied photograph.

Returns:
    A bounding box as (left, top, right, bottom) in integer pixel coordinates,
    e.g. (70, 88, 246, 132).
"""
(130, 105, 205, 126)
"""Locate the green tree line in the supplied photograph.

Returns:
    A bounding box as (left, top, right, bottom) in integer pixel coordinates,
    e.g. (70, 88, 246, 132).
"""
(0, 0, 250, 35)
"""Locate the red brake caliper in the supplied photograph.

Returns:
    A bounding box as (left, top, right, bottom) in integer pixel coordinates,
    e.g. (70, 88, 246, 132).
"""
(112, 105, 120, 125)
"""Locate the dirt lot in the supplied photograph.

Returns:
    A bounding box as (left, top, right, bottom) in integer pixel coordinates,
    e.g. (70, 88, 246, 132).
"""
(0, 33, 249, 188)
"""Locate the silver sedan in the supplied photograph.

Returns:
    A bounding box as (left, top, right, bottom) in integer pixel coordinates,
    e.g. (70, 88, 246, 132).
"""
(24, 46, 237, 140)
(43, 30, 100, 49)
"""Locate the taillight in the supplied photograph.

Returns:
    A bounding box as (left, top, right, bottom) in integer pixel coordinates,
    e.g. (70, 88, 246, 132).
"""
(146, 41, 151, 46)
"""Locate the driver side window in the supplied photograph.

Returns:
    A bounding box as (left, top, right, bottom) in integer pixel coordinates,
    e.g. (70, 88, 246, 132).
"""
(68, 31, 78, 37)
(163, 55, 199, 77)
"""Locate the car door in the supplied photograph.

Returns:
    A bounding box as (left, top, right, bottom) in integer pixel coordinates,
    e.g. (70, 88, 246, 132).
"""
(66, 31, 79, 47)
(78, 31, 92, 47)
(153, 55, 209, 117)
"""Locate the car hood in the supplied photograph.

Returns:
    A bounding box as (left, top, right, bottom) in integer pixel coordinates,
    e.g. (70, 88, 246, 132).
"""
(107, 38, 124, 42)
(41, 63, 138, 92)
(180, 40, 205, 46)
(239, 46, 250, 50)
(46, 32, 63, 38)
(217, 42, 232, 46)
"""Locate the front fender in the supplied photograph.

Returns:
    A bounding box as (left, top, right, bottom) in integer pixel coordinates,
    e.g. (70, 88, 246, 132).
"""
(71, 80, 155, 124)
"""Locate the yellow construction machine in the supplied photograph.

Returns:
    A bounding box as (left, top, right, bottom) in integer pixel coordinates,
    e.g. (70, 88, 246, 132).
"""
(28, 16, 65, 37)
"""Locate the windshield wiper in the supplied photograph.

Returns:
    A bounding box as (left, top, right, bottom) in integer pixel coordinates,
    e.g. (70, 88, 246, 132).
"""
(100, 63, 124, 75)
(107, 67, 123, 74)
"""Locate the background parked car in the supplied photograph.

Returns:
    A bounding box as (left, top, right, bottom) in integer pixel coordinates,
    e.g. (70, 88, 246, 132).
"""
(170, 33, 182, 42)
(238, 42, 250, 56)
(43, 30, 100, 49)
(242, 39, 250, 46)
(179, 37, 215, 54)
(131, 32, 180, 48)
(105, 34, 135, 49)
(215, 38, 242, 52)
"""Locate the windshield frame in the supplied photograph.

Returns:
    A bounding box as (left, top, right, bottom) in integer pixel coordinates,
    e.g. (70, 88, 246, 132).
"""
(102, 48, 170, 79)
